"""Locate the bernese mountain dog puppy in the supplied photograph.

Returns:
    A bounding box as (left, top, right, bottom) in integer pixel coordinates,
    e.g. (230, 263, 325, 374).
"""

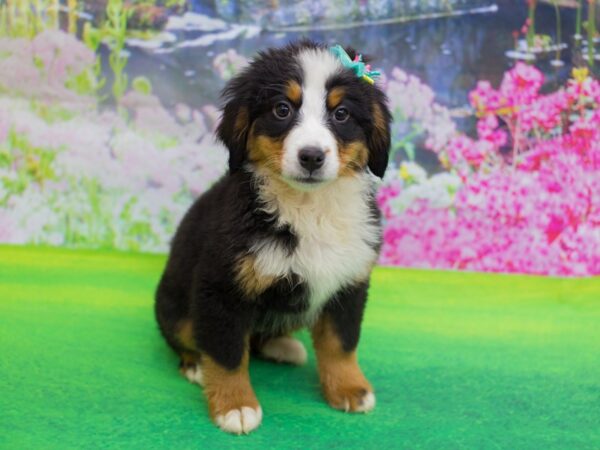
(155, 40, 391, 434)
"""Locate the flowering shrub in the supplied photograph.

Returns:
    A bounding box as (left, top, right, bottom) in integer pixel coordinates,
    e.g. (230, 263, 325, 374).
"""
(379, 63, 600, 276)
(0, 31, 95, 105)
(383, 68, 456, 160)
(0, 30, 227, 251)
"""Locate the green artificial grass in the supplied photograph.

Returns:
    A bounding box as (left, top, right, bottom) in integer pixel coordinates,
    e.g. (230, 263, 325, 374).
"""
(1, 245, 599, 450)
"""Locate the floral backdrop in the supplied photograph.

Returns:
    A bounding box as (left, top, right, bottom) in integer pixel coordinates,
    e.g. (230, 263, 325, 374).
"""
(1, 0, 599, 276)
(378, 64, 600, 276)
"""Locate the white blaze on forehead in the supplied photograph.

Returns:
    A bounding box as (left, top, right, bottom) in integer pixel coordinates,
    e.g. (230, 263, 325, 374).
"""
(281, 48, 343, 181)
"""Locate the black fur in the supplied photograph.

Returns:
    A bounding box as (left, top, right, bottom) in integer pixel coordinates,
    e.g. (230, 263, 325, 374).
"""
(217, 41, 311, 172)
(322, 282, 369, 352)
(155, 171, 308, 369)
(155, 40, 391, 372)
(324, 69, 391, 178)
(217, 40, 391, 177)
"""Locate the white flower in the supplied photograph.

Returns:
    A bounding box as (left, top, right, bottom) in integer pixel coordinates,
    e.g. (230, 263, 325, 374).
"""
(389, 168, 461, 214)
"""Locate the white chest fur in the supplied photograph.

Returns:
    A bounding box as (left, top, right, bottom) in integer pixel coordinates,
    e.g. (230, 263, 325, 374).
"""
(251, 173, 380, 319)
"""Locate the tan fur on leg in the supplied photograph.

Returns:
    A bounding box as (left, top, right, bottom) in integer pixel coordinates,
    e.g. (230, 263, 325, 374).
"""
(312, 315, 375, 413)
(202, 349, 262, 434)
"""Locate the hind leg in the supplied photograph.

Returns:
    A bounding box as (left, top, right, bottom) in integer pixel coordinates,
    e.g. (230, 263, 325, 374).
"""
(171, 319, 206, 386)
(156, 287, 204, 384)
(252, 333, 307, 365)
(179, 351, 204, 386)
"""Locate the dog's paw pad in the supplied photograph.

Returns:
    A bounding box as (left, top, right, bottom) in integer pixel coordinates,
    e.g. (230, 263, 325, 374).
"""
(216, 406, 262, 434)
(259, 336, 307, 365)
(180, 364, 204, 386)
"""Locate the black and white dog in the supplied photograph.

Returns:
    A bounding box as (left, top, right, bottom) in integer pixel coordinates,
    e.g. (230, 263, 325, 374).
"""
(155, 40, 391, 434)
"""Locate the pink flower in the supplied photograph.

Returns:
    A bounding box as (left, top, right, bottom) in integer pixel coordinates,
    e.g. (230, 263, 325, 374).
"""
(379, 62, 600, 276)
(470, 80, 503, 114)
(477, 114, 508, 149)
(376, 183, 402, 220)
(529, 90, 568, 132)
(500, 62, 544, 106)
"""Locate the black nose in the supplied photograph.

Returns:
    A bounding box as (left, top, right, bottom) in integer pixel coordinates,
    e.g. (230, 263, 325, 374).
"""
(298, 147, 325, 173)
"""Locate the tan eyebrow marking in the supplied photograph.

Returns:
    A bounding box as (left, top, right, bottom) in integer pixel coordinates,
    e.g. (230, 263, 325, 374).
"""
(327, 87, 346, 109)
(286, 80, 302, 104)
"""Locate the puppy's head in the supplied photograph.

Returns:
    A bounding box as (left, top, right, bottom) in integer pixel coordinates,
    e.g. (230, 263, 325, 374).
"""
(217, 41, 391, 189)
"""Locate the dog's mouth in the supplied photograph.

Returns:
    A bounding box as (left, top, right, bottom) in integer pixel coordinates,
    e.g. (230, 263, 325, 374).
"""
(294, 176, 321, 184)
(282, 175, 330, 191)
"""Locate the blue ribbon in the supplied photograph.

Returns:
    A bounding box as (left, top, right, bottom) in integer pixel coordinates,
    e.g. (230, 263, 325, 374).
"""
(329, 45, 381, 84)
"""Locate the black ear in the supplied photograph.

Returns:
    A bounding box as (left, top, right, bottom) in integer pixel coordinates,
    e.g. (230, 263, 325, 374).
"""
(344, 45, 390, 177)
(216, 81, 251, 173)
(367, 97, 392, 178)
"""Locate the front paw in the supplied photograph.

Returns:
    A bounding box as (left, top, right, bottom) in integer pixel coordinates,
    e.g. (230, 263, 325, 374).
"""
(215, 406, 263, 434)
(323, 383, 376, 413)
(202, 354, 262, 434)
(207, 388, 263, 434)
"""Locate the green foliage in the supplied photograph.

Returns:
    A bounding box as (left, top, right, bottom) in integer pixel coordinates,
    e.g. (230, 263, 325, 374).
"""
(32, 55, 44, 70)
(128, 0, 185, 8)
(132, 76, 152, 95)
(105, 0, 132, 105)
(587, 1, 597, 67)
(526, 0, 536, 50)
(76, 0, 135, 106)
(552, 0, 562, 62)
(126, 28, 159, 40)
(65, 66, 106, 98)
(154, 134, 178, 149)
(0, 3, 8, 36)
(64, 22, 106, 99)
(83, 21, 102, 51)
(60, 178, 116, 247)
(390, 127, 420, 162)
(118, 196, 159, 250)
(30, 100, 77, 123)
(0, 0, 53, 38)
(0, 1, 106, 102)
(56, 181, 162, 250)
(0, 129, 59, 205)
(164, 0, 186, 8)
(576, 0, 583, 37)
(1, 0, 155, 107)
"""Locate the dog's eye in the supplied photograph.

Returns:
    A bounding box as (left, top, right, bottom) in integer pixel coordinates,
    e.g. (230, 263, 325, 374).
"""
(273, 101, 292, 120)
(333, 107, 349, 123)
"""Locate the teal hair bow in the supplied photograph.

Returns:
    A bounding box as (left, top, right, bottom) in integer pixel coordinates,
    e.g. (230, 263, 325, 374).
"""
(329, 45, 381, 85)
